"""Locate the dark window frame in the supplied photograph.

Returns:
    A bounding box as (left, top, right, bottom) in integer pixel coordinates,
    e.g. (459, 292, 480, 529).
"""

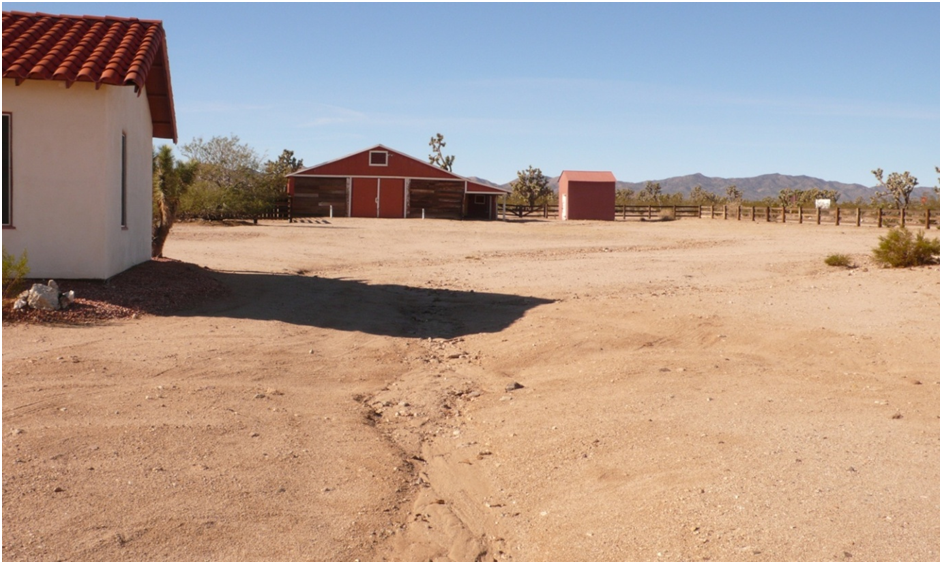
(369, 150, 388, 166)
(2, 112, 11, 227)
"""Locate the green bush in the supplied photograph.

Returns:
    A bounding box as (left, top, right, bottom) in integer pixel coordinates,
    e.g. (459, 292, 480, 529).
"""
(824, 253, 853, 268)
(2, 247, 30, 298)
(872, 227, 940, 268)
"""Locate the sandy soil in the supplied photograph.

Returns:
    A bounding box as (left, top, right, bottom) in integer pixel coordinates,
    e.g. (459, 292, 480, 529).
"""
(2, 217, 939, 562)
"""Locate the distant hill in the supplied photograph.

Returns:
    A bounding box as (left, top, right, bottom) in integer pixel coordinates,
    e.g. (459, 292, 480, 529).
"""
(490, 173, 896, 203)
(614, 173, 878, 203)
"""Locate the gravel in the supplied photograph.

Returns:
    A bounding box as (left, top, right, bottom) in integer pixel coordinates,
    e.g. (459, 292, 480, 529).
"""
(2, 258, 229, 324)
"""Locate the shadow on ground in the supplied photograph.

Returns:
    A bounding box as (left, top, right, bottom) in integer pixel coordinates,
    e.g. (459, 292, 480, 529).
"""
(183, 270, 553, 340)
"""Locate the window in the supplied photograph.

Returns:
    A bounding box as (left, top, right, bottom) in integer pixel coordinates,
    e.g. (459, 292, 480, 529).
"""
(474, 195, 486, 205)
(120, 132, 127, 227)
(369, 150, 388, 166)
(2, 113, 11, 226)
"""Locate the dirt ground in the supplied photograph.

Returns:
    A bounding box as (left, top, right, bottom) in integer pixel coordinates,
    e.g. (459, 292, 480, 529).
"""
(2, 217, 939, 562)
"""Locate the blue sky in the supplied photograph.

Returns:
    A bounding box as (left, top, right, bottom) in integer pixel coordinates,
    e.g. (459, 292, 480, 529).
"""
(7, 2, 940, 186)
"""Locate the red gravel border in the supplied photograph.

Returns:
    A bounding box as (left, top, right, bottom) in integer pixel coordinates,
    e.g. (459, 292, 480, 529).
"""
(2, 258, 229, 325)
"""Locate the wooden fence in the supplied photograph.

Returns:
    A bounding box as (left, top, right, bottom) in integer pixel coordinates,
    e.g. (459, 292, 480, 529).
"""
(699, 205, 940, 229)
(505, 204, 700, 220)
(253, 198, 940, 229)
(179, 196, 290, 223)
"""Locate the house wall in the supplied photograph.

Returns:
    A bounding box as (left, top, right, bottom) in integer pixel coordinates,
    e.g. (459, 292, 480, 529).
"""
(2, 79, 153, 279)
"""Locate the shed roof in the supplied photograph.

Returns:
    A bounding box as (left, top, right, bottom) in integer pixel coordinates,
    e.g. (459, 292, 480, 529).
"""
(560, 170, 616, 183)
(2, 11, 177, 142)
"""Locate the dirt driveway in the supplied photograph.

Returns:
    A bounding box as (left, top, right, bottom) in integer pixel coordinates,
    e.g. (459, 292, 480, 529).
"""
(3, 218, 939, 561)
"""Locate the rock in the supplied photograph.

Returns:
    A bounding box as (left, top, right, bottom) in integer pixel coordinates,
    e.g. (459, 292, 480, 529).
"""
(505, 382, 524, 392)
(47, 279, 59, 291)
(27, 283, 61, 311)
(59, 290, 75, 309)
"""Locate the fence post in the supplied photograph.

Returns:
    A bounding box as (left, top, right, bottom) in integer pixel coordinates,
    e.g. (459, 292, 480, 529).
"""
(288, 194, 293, 223)
(648, 206, 653, 220)
(543, 203, 547, 219)
(623, 205, 627, 220)
(781, 207, 786, 223)
(672, 205, 677, 220)
(835, 207, 840, 226)
(926, 208, 932, 230)
(900, 208, 905, 228)
(816, 207, 821, 225)
(765, 206, 771, 222)
(856, 208, 861, 227)
(723, 205, 728, 220)
(877, 208, 883, 228)
(751, 206, 756, 221)
(737, 205, 742, 221)
(710, 205, 715, 219)
(798, 207, 803, 224)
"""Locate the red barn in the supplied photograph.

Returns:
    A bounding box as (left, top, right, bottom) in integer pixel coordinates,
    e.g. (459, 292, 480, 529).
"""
(558, 170, 616, 221)
(287, 145, 509, 220)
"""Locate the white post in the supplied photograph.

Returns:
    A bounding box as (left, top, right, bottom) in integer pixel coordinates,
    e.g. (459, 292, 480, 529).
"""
(422, 208, 425, 219)
(502, 196, 506, 220)
(329, 205, 333, 218)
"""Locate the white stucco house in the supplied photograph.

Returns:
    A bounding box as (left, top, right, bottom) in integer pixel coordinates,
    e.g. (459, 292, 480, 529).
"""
(2, 11, 177, 279)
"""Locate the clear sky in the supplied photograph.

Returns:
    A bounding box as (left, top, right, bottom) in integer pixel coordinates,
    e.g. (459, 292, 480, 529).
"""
(6, 2, 940, 186)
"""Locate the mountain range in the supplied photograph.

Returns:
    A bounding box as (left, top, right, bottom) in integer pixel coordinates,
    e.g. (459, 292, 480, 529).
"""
(466, 173, 921, 203)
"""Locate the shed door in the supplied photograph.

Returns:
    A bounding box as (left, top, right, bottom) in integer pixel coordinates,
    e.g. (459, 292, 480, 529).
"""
(378, 178, 405, 218)
(351, 177, 378, 217)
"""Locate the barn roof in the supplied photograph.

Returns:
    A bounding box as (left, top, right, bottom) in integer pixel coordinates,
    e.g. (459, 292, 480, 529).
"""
(466, 180, 510, 194)
(2, 11, 178, 142)
(560, 170, 616, 183)
(290, 144, 511, 193)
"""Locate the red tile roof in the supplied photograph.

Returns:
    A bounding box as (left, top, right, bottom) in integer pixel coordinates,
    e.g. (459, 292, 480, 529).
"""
(2, 11, 177, 142)
(560, 170, 616, 182)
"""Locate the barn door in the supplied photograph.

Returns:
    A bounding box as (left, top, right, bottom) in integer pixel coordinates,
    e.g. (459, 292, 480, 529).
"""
(378, 178, 405, 218)
(351, 177, 378, 217)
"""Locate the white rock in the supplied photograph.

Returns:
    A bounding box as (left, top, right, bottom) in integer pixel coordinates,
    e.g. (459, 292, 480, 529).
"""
(59, 290, 75, 309)
(27, 283, 61, 311)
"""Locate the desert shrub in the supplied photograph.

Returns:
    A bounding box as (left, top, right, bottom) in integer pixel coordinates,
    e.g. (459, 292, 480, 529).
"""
(824, 253, 853, 268)
(872, 227, 940, 268)
(658, 207, 676, 221)
(2, 247, 30, 298)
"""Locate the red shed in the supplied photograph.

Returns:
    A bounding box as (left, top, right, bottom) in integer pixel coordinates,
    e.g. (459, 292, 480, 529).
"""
(287, 145, 509, 220)
(558, 170, 616, 221)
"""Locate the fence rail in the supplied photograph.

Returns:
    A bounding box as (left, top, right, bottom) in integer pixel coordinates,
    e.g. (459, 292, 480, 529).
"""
(699, 205, 939, 229)
(203, 198, 940, 229)
(505, 204, 700, 219)
(500, 203, 939, 229)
